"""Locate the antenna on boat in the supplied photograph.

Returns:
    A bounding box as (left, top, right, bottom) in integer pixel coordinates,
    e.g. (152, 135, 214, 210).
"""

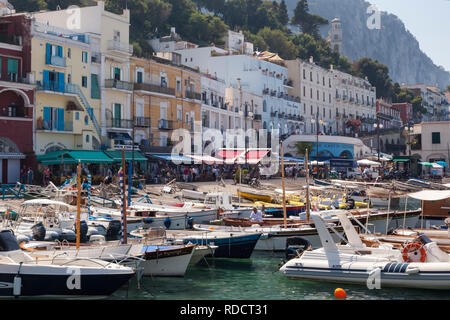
(305, 148, 310, 222)
(76, 160, 81, 249)
(280, 142, 287, 228)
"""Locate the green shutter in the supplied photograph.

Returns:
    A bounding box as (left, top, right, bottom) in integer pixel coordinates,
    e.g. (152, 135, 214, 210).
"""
(7, 59, 18, 74)
(91, 74, 100, 99)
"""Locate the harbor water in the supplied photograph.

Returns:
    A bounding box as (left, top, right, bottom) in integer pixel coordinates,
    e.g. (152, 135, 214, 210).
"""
(109, 251, 450, 300)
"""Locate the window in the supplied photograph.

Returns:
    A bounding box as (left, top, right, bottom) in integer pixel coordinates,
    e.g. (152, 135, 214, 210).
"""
(310, 72, 312, 81)
(84, 115, 89, 125)
(113, 30, 120, 42)
(136, 71, 143, 83)
(7, 58, 18, 81)
(310, 105, 313, 115)
(81, 76, 87, 88)
(86, 135, 90, 143)
(82, 51, 88, 63)
(432, 132, 441, 144)
(176, 79, 181, 92)
(185, 113, 189, 124)
(67, 74, 71, 83)
(303, 86, 305, 97)
(113, 67, 121, 80)
(177, 105, 182, 120)
(303, 69, 305, 79)
(75, 112, 79, 120)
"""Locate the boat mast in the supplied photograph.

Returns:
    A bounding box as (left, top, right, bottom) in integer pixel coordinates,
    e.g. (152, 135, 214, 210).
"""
(76, 160, 81, 249)
(281, 143, 287, 228)
(305, 148, 310, 222)
(121, 148, 128, 244)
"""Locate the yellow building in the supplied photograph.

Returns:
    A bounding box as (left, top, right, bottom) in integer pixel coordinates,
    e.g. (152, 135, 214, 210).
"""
(33, 1, 132, 151)
(130, 55, 201, 148)
(31, 21, 101, 155)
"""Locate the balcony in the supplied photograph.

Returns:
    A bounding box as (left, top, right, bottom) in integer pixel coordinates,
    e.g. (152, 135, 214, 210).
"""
(283, 79, 293, 87)
(158, 119, 173, 130)
(91, 52, 101, 64)
(49, 55, 66, 67)
(270, 111, 277, 117)
(134, 82, 175, 96)
(135, 117, 151, 127)
(106, 118, 133, 129)
(262, 88, 269, 95)
(221, 103, 228, 110)
(185, 90, 201, 100)
(0, 107, 27, 118)
(0, 33, 21, 46)
(37, 120, 73, 132)
(0, 74, 33, 85)
(254, 114, 262, 121)
(107, 40, 133, 54)
(105, 79, 134, 91)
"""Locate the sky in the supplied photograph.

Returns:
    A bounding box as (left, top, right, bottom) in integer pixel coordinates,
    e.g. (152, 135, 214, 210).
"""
(368, 0, 450, 72)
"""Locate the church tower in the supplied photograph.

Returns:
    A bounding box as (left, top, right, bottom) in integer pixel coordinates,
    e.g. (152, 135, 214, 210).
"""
(328, 18, 342, 55)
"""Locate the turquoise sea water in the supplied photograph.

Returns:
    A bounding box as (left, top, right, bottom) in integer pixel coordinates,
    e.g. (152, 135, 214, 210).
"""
(109, 251, 450, 300)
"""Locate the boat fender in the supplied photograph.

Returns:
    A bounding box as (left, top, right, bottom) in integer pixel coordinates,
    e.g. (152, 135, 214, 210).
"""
(143, 218, 153, 224)
(402, 242, 426, 263)
(13, 262, 23, 297)
(187, 217, 195, 228)
(164, 217, 171, 229)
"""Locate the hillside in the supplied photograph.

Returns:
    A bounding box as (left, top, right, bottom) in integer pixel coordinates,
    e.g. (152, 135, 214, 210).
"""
(285, 0, 450, 89)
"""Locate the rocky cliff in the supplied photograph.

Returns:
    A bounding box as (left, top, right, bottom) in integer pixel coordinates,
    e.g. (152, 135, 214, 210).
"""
(285, 0, 450, 89)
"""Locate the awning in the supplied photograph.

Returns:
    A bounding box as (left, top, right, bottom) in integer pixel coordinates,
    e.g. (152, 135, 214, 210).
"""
(419, 161, 433, 166)
(280, 156, 304, 163)
(393, 159, 409, 162)
(39, 150, 114, 165)
(147, 153, 192, 163)
(185, 154, 223, 164)
(216, 149, 245, 164)
(0, 152, 25, 159)
(408, 190, 450, 201)
(357, 159, 381, 167)
(108, 132, 132, 141)
(104, 150, 147, 162)
(243, 150, 270, 164)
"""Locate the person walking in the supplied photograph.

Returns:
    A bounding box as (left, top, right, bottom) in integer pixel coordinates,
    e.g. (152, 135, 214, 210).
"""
(27, 167, 33, 185)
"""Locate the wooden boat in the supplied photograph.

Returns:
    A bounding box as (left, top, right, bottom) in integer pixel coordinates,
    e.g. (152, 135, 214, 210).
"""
(222, 217, 305, 227)
(237, 190, 272, 203)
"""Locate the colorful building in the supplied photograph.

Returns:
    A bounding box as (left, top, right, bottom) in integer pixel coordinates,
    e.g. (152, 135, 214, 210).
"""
(130, 54, 201, 150)
(31, 20, 101, 155)
(0, 13, 35, 183)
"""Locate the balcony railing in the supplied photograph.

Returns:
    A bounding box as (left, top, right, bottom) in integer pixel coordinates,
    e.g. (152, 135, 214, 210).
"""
(254, 114, 262, 121)
(49, 55, 66, 67)
(135, 117, 151, 127)
(134, 82, 175, 96)
(0, 107, 27, 118)
(0, 75, 32, 85)
(105, 79, 134, 91)
(107, 40, 133, 54)
(159, 119, 173, 130)
(37, 120, 73, 132)
(221, 103, 228, 110)
(185, 91, 201, 100)
(106, 118, 133, 129)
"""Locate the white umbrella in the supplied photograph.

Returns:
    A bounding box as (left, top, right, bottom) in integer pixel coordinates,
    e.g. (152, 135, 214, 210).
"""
(357, 159, 381, 167)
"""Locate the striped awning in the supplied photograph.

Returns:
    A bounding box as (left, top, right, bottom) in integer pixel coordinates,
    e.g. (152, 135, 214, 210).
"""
(0, 152, 25, 159)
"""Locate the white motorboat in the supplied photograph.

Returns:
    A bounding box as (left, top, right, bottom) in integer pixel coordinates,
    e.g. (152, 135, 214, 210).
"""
(0, 230, 134, 297)
(193, 223, 345, 251)
(279, 210, 450, 290)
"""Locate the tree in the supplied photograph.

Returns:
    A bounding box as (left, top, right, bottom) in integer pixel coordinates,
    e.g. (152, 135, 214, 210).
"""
(278, 0, 289, 26)
(355, 57, 393, 99)
(10, 0, 47, 11)
(291, 0, 328, 39)
(257, 27, 297, 59)
(295, 142, 314, 156)
(223, 0, 248, 29)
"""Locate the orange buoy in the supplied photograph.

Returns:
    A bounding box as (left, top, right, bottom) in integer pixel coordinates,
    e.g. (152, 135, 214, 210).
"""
(334, 288, 346, 299)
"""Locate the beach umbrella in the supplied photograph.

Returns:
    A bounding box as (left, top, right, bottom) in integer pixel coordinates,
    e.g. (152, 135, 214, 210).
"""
(419, 162, 433, 167)
(432, 163, 443, 168)
(437, 161, 448, 167)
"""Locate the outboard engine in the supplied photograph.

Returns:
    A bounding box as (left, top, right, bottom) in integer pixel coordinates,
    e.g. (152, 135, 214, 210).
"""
(0, 230, 21, 251)
(285, 237, 312, 261)
(106, 220, 122, 240)
(346, 198, 355, 209)
(31, 222, 46, 241)
(73, 220, 89, 242)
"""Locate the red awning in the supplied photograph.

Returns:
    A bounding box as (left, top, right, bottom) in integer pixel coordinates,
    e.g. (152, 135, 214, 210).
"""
(185, 154, 223, 164)
(216, 149, 246, 164)
(245, 150, 270, 164)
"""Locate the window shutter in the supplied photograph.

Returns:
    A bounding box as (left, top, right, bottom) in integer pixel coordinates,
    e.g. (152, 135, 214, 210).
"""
(45, 43, 51, 64)
(57, 72, 65, 92)
(57, 108, 65, 131)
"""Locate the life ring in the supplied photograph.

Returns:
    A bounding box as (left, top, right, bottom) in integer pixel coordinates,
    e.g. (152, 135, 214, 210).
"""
(402, 242, 426, 263)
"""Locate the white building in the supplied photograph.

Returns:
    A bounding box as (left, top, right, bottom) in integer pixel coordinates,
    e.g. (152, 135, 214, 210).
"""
(332, 67, 377, 135)
(286, 57, 334, 135)
(412, 121, 450, 164)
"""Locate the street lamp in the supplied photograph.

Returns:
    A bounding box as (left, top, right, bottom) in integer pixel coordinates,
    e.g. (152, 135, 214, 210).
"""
(374, 120, 384, 162)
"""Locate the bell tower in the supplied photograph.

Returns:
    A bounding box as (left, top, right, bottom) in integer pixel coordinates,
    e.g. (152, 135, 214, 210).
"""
(328, 18, 342, 55)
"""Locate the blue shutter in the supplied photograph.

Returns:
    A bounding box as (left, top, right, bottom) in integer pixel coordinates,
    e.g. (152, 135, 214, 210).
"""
(57, 72, 65, 92)
(45, 43, 51, 64)
(57, 45, 63, 57)
(43, 70, 50, 90)
(43, 106, 51, 130)
(57, 108, 65, 131)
